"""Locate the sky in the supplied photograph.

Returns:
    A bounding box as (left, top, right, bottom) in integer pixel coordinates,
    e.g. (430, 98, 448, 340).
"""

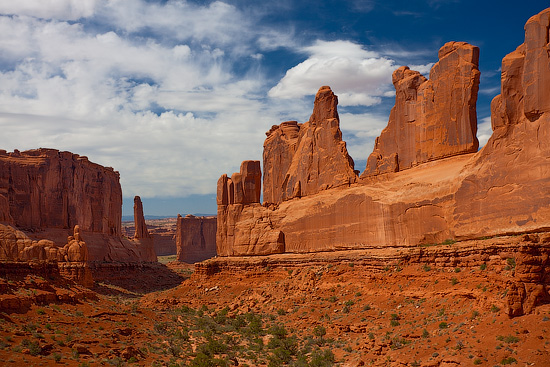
(0, 0, 547, 217)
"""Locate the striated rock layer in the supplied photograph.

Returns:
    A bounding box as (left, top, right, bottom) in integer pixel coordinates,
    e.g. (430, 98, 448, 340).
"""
(216, 8, 550, 262)
(217, 161, 284, 256)
(363, 42, 480, 177)
(176, 214, 217, 263)
(0, 148, 121, 234)
(0, 148, 155, 263)
(263, 86, 357, 204)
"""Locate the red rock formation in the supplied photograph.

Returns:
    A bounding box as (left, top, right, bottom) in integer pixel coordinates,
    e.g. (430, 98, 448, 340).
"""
(122, 218, 177, 256)
(0, 148, 121, 234)
(363, 42, 480, 177)
(217, 161, 284, 256)
(263, 86, 357, 204)
(216, 9, 550, 260)
(0, 148, 156, 263)
(176, 214, 217, 263)
(133, 196, 151, 240)
(453, 8, 550, 239)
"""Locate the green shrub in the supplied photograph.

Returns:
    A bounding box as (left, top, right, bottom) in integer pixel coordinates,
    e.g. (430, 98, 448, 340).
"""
(501, 357, 517, 365)
(309, 349, 335, 367)
(313, 325, 326, 338)
(439, 322, 448, 329)
(497, 335, 520, 344)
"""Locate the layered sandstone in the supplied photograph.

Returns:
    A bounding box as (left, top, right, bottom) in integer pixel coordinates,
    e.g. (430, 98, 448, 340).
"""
(0, 148, 156, 263)
(216, 8, 550, 260)
(363, 42, 480, 177)
(453, 8, 550, 239)
(133, 196, 151, 240)
(0, 148, 121, 234)
(176, 214, 217, 263)
(263, 86, 357, 204)
(217, 161, 284, 256)
(122, 218, 177, 256)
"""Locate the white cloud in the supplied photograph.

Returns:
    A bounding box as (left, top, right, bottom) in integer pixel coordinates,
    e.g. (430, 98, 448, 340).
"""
(0, 0, 98, 20)
(268, 40, 396, 106)
(0, 3, 276, 199)
(0, 1, 439, 204)
(339, 112, 389, 163)
(477, 116, 492, 148)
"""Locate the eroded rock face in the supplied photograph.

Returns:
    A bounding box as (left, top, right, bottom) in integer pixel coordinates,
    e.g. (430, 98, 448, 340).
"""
(217, 161, 284, 256)
(263, 86, 357, 204)
(0, 148, 121, 235)
(0, 148, 156, 263)
(133, 196, 151, 240)
(506, 235, 550, 317)
(176, 214, 217, 263)
(454, 8, 550, 239)
(363, 42, 480, 177)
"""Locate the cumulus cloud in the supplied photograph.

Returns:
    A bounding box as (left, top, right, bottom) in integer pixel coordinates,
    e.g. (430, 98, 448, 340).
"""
(0, 1, 436, 205)
(0, 0, 98, 20)
(0, 2, 275, 199)
(339, 112, 388, 164)
(268, 40, 396, 106)
(477, 116, 493, 148)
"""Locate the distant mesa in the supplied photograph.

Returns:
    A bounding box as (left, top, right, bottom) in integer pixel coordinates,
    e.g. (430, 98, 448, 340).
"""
(176, 214, 217, 263)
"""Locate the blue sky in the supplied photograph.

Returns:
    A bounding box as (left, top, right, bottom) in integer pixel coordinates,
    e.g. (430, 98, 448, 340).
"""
(0, 1, 547, 216)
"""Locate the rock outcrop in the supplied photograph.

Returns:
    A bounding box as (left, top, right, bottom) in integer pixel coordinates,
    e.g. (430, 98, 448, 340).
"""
(0, 148, 121, 234)
(363, 42, 480, 177)
(263, 86, 357, 204)
(216, 8, 550, 263)
(176, 214, 217, 263)
(0, 148, 156, 263)
(133, 196, 151, 240)
(217, 161, 284, 256)
(452, 8, 550, 239)
(122, 218, 177, 256)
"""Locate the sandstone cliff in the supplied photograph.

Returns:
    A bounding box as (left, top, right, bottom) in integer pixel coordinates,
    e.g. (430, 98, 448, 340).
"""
(176, 214, 217, 263)
(363, 42, 480, 177)
(217, 161, 284, 256)
(0, 148, 121, 234)
(263, 86, 357, 204)
(0, 149, 156, 263)
(216, 8, 550, 258)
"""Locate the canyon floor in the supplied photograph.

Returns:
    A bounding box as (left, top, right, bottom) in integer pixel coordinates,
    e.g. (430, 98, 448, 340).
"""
(0, 236, 549, 366)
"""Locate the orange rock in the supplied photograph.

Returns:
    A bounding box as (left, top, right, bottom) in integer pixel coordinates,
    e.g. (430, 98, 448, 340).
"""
(0, 148, 121, 235)
(175, 214, 217, 263)
(217, 160, 283, 256)
(263, 87, 357, 204)
(363, 42, 480, 177)
(215, 9, 550, 260)
(133, 196, 151, 239)
(0, 149, 156, 263)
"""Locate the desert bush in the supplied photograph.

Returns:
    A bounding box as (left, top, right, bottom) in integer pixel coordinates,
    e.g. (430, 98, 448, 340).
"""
(309, 349, 335, 367)
(497, 335, 520, 343)
(313, 325, 326, 338)
(501, 356, 517, 365)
